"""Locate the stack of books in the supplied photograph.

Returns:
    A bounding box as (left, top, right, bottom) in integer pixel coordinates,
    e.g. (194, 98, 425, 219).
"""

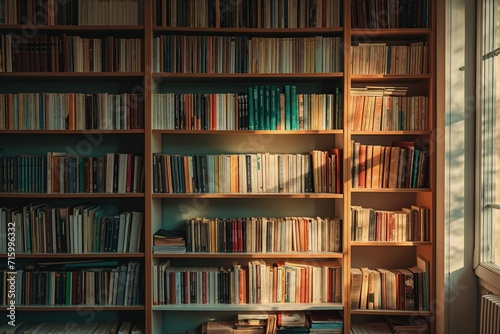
(153, 229, 186, 253)
(308, 311, 343, 333)
(276, 312, 308, 334)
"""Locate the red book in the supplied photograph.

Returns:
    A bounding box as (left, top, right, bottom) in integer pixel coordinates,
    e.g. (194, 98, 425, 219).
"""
(202, 271, 207, 304)
(126, 154, 133, 193)
(358, 145, 367, 188)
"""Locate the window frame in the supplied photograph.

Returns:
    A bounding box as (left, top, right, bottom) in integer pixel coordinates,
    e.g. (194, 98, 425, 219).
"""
(475, 0, 500, 293)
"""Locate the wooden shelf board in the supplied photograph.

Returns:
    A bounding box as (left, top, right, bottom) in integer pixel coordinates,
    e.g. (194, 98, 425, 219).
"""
(350, 74, 431, 83)
(0, 130, 144, 134)
(152, 193, 343, 199)
(350, 188, 431, 193)
(0, 193, 145, 198)
(0, 25, 145, 31)
(152, 27, 344, 35)
(153, 303, 344, 312)
(351, 309, 432, 316)
(350, 28, 432, 38)
(152, 252, 343, 259)
(153, 130, 343, 135)
(350, 131, 432, 135)
(0, 72, 145, 81)
(350, 242, 432, 246)
(0, 253, 145, 258)
(153, 73, 343, 82)
(8, 306, 145, 311)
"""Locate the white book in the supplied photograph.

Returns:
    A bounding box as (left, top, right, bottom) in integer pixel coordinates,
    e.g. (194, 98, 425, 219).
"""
(117, 212, 127, 253)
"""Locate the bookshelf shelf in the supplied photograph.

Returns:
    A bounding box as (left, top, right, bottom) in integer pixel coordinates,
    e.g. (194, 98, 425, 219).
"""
(152, 27, 344, 36)
(350, 130, 432, 135)
(1, 130, 145, 134)
(350, 74, 432, 83)
(0, 25, 145, 32)
(350, 242, 432, 247)
(0, 193, 145, 198)
(152, 193, 344, 199)
(11, 306, 145, 312)
(152, 73, 344, 82)
(0, 253, 145, 259)
(153, 130, 343, 135)
(0, 72, 146, 82)
(350, 310, 432, 316)
(350, 28, 432, 38)
(349, 188, 431, 193)
(152, 252, 344, 259)
(153, 303, 344, 312)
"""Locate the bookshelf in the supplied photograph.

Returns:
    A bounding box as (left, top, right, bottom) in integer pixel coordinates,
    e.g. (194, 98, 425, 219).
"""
(1, 0, 436, 333)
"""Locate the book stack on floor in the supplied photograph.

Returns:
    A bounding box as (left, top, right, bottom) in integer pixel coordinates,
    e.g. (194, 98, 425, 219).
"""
(153, 229, 186, 253)
(308, 311, 343, 333)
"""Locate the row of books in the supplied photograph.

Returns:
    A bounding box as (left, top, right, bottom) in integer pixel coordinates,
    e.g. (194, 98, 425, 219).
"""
(351, 141, 429, 189)
(0, 34, 142, 72)
(152, 150, 342, 194)
(351, 43, 428, 75)
(154, 0, 342, 28)
(46, 152, 144, 194)
(350, 87, 428, 131)
(350, 256, 430, 311)
(0, 204, 143, 254)
(0, 93, 144, 130)
(351, 0, 429, 28)
(0, 261, 142, 306)
(179, 216, 342, 253)
(152, 86, 343, 131)
(199, 311, 343, 334)
(350, 205, 430, 242)
(0, 320, 144, 334)
(0, 0, 143, 25)
(153, 35, 343, 73)
(153, 259, 342, 305)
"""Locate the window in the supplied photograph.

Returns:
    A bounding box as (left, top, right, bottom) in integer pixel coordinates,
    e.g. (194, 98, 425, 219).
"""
(476, 0, 500, 288)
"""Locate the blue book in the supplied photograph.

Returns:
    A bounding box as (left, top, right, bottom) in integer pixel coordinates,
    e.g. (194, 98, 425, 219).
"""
(422, 0, 428, 27)
(401, 0, 408, 28)
(291, 85, 298, 130)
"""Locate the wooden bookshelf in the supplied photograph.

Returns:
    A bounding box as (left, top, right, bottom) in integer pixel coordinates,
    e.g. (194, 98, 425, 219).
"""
(0, 0, 436, 333)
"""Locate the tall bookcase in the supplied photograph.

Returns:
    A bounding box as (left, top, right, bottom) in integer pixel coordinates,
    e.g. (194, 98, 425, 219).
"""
(1, 1, 436, 333)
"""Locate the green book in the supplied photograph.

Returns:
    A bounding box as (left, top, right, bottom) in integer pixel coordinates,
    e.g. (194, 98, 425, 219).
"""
(270, 86, 277, 130)
(291, 85, 298, 130)
(258, 86, 265, 130)
(276, 86, 281, 130)
(253, 86, 259, 130)
(247, 87, 255, 130)
(265, 86, 271, 130)
(285, 85, 291, 130)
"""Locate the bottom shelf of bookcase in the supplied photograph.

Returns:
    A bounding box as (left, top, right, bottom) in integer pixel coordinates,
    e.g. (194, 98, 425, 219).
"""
(153, 303, 344, 312)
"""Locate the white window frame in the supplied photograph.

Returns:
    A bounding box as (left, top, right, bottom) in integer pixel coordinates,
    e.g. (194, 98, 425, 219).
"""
(475, 0, 500, 293)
